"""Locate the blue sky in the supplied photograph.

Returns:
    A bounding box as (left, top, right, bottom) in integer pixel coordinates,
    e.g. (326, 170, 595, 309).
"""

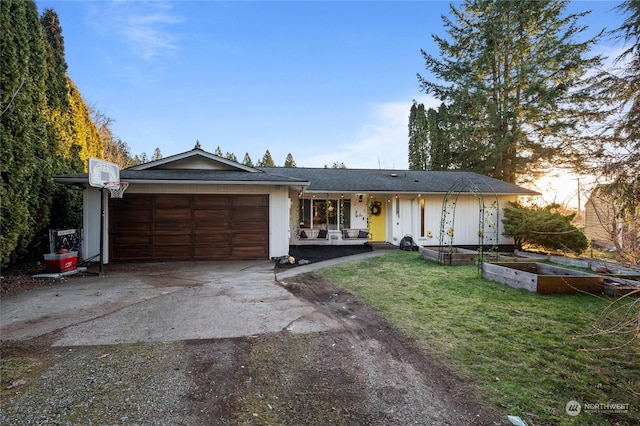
(36, 0, 625, 176)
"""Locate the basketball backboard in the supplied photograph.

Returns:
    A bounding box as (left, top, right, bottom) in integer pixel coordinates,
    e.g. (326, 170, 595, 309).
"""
(88, 158, 120, 188)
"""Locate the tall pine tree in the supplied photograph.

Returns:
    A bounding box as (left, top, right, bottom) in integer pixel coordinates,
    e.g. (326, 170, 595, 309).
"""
(0, 0, 51, 266)
(257, 150, 276, 167)
(283, 153, 296, 167)
(242, 152, 254, 167)
(407, 102, 428, 170)
(418, 0, 606, 184)
(1, 1, 102, 266)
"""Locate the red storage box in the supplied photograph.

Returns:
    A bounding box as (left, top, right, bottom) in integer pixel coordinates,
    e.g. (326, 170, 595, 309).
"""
(44, 251, 78, 273)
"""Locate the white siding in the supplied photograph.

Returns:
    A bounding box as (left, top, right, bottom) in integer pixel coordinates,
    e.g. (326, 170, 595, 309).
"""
(413, 194, 517, 246)
(83, 187, 103, 261)
(269, 187, 290, 258)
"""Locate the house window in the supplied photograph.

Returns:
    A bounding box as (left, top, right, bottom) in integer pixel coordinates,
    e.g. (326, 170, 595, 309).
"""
(342, 200, 351, 229)
(420, 198, 426, 237)
(313, 200, 338, 229)
(299, 198, 350, 230)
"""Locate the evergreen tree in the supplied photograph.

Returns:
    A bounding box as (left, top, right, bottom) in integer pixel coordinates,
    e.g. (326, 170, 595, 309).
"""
(427, 104, 453, 171)
(66, 77, 102, 165)
(152, 147, 163, 161)
(257, 150, 276, 167)
(284, 153, 296, 167)
(242, 152, 254, 167)
(40, 8, 85, 232)
(194, 140, 202, 149)
(418, 0, 606, 184)
(407, 102, 428, 170)
(214, 146, 223, 157)
(409, 102, 454, 171)
(593, 0, 639, 219)
(40, 9, 68, 110)
(225, 152, 238, 162)
(587, 0, 640, 265)
(0, 0, 52, 266)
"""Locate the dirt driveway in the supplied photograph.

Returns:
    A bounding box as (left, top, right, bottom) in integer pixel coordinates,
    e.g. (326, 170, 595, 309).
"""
(1, 261, 503, 425)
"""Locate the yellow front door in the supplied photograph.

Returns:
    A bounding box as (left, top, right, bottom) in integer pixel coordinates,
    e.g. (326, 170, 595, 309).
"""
(369, 198, 386, 242)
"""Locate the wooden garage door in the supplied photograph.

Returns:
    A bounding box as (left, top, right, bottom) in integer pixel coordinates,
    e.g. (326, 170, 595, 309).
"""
(109, 194, 269, 261)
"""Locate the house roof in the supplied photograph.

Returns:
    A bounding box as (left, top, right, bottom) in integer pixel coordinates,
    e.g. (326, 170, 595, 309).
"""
(127, 148, 259, 172)
(54, 149, 538, 195)
(259, 167, 539, 196)
(55, 169, 308, 186)
(55, 149, 309, 187)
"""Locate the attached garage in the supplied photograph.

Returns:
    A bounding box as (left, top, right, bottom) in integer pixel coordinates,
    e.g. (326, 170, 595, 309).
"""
(109, 194, 269, 261)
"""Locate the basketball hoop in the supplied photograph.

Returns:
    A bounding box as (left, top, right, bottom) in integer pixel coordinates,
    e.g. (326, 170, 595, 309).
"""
(104, 181, 129, 198)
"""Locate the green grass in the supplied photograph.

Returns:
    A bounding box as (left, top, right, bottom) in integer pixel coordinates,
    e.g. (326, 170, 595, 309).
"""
(317, 251, 639, 426)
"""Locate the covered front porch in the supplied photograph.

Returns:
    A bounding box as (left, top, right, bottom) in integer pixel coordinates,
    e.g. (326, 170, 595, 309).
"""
(289, 192, 391, 246)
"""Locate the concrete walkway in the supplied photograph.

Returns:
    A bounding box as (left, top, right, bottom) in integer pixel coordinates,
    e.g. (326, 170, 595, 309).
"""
(275, 249, 392, 280)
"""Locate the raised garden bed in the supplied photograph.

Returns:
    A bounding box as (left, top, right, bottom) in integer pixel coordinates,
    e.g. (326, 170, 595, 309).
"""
(419, 247, 478, 265)
(482, 262, 604, 295)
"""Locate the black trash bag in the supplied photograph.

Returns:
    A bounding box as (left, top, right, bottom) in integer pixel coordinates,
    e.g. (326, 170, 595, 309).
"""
(399, 236, 418, 251)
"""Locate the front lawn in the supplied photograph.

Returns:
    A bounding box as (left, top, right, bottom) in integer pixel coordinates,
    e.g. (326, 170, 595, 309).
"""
(317, 251, 639, 425)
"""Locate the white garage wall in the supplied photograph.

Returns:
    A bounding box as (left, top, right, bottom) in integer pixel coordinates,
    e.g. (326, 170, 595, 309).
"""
(83, 186, 103, 262)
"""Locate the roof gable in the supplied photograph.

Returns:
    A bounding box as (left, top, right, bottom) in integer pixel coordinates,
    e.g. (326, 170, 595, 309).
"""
(128, 148, 258, 172)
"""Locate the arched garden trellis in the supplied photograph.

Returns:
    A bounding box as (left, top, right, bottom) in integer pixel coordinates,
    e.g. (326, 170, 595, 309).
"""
(438, 176, 501, 273)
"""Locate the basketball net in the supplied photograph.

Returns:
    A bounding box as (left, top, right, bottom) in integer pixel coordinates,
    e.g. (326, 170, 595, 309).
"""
(104, 181, 129, 198)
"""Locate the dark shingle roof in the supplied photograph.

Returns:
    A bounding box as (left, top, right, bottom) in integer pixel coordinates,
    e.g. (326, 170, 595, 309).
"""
(119, 169, 306, 184)
(258, 168, 539, 195)
(55, 165, 538, 195)
(55, 169, 308, 185)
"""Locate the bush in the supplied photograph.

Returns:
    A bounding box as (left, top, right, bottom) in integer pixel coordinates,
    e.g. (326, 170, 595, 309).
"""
(502, 201, 588, 253)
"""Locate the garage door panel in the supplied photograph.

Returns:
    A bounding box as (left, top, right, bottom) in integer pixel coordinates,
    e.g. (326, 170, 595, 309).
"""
(111, 195, 153, 208)
(110, 194, 268, 261)
(232, 195, 268, 207)
(195, 233, 231, 244)
(154, 246, 193, 260)
(194, 196, 231, 207)
(155, 208, 192, 220)
(110, 208, 152, 222)
(194, 209, 232, 220)
(154, 234, 192, 245)
(155, 195, 192, 207)
(112, 222, 152, 233)
(232, 231, 268, 244)
(154, 221, 192, 232)
(232, 221, 267, 231)
(194, 221, 231, 231)
(233, 209, 268, 221)
(111, 234, 151, 245)
(232, 246, 268, 258)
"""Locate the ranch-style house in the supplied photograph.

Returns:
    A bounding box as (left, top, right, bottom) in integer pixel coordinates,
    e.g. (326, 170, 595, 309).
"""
(55, 148, 539, 263)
